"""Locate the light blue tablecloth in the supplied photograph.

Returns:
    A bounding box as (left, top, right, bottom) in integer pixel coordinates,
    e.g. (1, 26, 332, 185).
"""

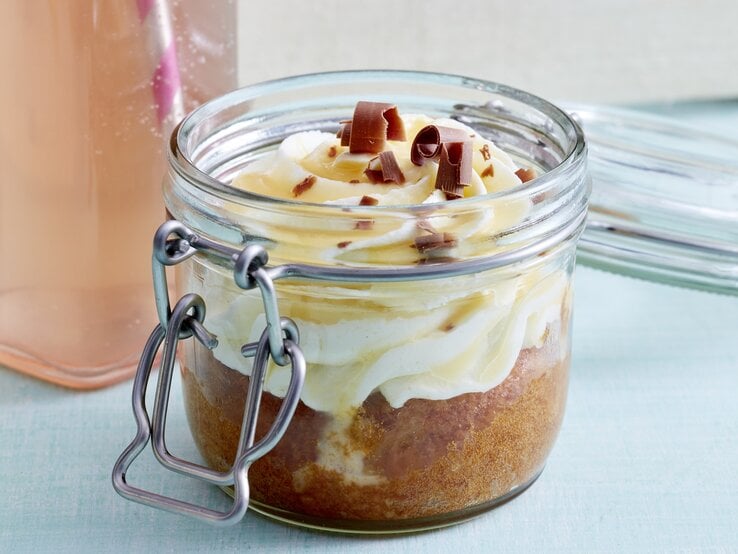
(2, 103, 737, 552)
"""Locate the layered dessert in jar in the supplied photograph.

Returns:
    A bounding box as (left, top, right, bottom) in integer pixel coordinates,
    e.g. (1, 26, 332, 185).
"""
(178, 97, 579, 531)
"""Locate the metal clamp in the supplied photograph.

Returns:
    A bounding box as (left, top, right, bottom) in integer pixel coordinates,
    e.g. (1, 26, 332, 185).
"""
(112, 221, 306, 526)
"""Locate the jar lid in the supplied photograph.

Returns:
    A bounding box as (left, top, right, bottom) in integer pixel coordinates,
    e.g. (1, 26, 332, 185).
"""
(567, 104, 738, 295)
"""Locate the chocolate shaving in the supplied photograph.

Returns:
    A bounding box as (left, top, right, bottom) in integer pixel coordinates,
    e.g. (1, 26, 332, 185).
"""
(413, 232, 457, 253)
(359, 195, 378, 206)
(355, 219, 374, 230)
(436, 142, 472, 199)
(337, 241, 352, 249)
(515, 167, 537, 183)
(410, 125, 472, 200)
(349, 179, 361, 184)
(416, 255, 459, 265)
(480, 144, 491, 161)
(344, 102, 406, 154)
(410, 125, 470, 166)
(292, 175, 316, 197)
(337, 120, 352, 146)
(364, 151, 405, 184)
(338, 121, 351, 146)
(481, 164, 494, 178)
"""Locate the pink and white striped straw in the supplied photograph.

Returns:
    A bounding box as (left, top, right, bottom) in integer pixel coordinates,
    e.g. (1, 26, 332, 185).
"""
(137, 0, 185, 128)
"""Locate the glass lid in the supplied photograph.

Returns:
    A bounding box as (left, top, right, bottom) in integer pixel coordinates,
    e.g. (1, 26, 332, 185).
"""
(566, 104, 738, 295)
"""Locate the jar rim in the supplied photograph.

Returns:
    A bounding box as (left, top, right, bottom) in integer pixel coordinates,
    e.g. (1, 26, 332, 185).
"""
(165, 70, 590, 276)
(168, 69, 587, 212)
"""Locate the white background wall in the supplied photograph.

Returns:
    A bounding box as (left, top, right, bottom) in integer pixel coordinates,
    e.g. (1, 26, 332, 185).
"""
(237, 0, 738, 104)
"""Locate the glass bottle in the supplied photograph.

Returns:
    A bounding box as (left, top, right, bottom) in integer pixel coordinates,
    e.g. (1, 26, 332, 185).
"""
(0, 0, 237, 388)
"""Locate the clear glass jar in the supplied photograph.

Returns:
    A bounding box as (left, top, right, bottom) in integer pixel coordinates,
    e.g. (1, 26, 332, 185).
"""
(165, 71, 589, 532)
(0, 0, 236, 388)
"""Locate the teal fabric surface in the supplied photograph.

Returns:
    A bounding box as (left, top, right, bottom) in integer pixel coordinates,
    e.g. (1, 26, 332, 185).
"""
(2, 103, 737, 552)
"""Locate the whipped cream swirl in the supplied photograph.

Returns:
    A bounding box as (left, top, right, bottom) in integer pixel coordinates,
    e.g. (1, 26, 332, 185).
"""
(190, 111, 569, 413)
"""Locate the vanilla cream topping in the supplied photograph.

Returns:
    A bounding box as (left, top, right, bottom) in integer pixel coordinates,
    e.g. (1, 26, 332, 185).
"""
(234, 114, 523, 205)
(190, 111, 568, 415)
(230, 114, 531, 267)
(193, 266, 567, 413)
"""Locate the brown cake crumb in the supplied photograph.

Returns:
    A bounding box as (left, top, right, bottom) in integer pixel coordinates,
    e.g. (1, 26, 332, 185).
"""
(337, 241, 352, 249)
(479, 144, 491, 161)
(355, 219, 374, 230)
(327, 145, 338, 158)
(181, 318, 569, 525)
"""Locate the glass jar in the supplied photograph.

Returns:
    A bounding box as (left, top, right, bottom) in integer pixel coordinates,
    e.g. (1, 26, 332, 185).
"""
(116, 70, 589, 532)
(0, 0, 236, 388)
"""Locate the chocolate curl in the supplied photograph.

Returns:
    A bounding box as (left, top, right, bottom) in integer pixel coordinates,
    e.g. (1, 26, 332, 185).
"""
(337, 120, 352, 146)
(347, 101, 406, 154)
(410, 125, 470, 166)
(364, 151, 406, 184)
(436, 141, 473, 199)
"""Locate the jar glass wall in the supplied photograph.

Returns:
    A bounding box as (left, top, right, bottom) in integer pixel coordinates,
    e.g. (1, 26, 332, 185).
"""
(166, 71, 589, 532)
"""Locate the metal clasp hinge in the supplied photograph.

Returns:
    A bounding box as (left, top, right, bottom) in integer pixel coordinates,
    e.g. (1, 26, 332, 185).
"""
(112, 221, 305, 526)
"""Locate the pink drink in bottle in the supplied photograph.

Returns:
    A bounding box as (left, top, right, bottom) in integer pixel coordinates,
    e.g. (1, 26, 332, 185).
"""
(0, 0, 237, 387)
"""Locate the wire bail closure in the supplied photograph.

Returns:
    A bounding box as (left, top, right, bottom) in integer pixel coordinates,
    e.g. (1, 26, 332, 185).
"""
(113, 207, 587, 525)
(112, 221, 306, 526)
